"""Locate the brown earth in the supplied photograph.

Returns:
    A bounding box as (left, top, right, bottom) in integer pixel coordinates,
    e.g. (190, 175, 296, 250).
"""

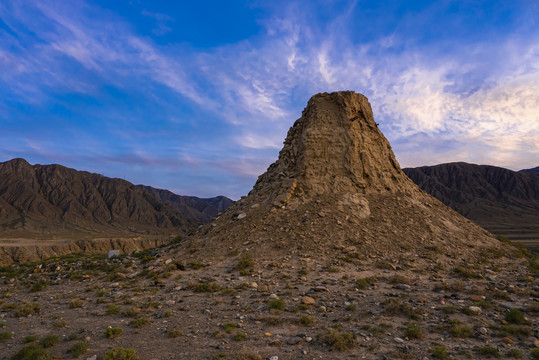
(0, 245, 536, 360)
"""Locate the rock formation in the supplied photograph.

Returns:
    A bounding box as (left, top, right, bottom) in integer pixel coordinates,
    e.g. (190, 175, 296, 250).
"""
(180, 91, 504, 261)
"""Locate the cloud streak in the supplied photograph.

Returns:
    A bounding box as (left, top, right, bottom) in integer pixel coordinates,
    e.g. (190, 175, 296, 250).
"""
(0, 0, 538, 198)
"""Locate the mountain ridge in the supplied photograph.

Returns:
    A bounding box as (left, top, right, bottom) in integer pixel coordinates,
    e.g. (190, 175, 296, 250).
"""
(403, 162, 539, 250)
(0, 158, 233, 240)
(520, 165, 539, 173)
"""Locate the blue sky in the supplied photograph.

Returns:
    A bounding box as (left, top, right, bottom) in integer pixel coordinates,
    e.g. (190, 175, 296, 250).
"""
(1, 0, 538, 199)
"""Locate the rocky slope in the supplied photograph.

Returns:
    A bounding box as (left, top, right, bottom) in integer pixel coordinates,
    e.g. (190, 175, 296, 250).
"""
(179, 91, 505, 263)
(403, 163, 539, 250)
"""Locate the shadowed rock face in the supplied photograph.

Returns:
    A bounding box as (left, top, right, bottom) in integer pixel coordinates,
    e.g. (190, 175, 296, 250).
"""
(180, 91, 504, 261)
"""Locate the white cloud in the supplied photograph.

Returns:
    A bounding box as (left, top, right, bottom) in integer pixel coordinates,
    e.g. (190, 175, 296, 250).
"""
(203, 8, 539, 169)
(234, 132, 283, 150)
(1, 0, 538, 182)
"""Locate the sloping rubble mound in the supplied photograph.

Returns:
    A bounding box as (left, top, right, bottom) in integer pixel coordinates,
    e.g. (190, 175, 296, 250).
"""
(180, 91, 503, 261)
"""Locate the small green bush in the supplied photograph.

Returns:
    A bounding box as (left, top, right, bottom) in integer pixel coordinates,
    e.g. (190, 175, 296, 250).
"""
(193, 281, 221, 293)
(15, 302, 41, 317)
(221, 322, 238, 333)
(22, 335, 38, 343)
(53, 320, 68, 328)
(453, 266, 480, 279)
(38, 335, 59, 348)
(490, 324, 530, 337)
(441, 305, 457, 314)
(0, 265, 20, 277)
(505, 309, 528, 324)
(106, 304, 121, 315)
(320, 330, 356, 352)
(104, 327, 123, 339)
(388, 275, 412, 285)
(450, 325, 473, 338)
(259, 316, 281, 326)
(103, 347, 138, 360)
(30, 281, 46, 293)
(237, 253, 254, 275)
(170, 235, 183, 244)
(0, 331, 13, 342)
(354, 278, 369, 290)
(404, 323, 423, 339)
(67, 333, 81, 341)
(10, 344, 50, 360)
(506, 349, 522, 358)
(167, 327, 182, 338)
(475, 346, 499, 358)
(375, 260, 392, 269)
(220, 288, 238, 296)
(431, 345, 449, 359)
(68, 342, 89, 358)
(300, 314, 315, 326)
(69, 299, 84, 309)
(129, 317, 149, 328)
(234, 331, 248, 341)
(187, 262, 205, 270)
(383, 298, 421, 319)
(268, 299, 286, 310)
(475, 300, 495, 309)
(531, 348, 539, 359)
(492, 290, 511, 301)
(460, 307, 477, 316)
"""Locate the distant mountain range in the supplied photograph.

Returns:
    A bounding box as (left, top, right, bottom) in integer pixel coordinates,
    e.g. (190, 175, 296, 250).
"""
(520, 166, 539, 173)
(2, 157, 537, 252)
(0, 158, 233, 239)
(403, 162, 539, 250)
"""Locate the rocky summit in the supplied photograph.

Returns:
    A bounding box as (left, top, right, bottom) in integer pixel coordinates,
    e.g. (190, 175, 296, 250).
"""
(182, 91, 503, 262)
(1, 92, 536, 360)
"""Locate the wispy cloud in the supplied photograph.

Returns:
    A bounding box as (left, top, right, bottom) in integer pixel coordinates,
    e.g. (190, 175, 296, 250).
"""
(194, 1, 539, 170)
(0, 0, 538, 198)
(0, 1, 211, 106)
